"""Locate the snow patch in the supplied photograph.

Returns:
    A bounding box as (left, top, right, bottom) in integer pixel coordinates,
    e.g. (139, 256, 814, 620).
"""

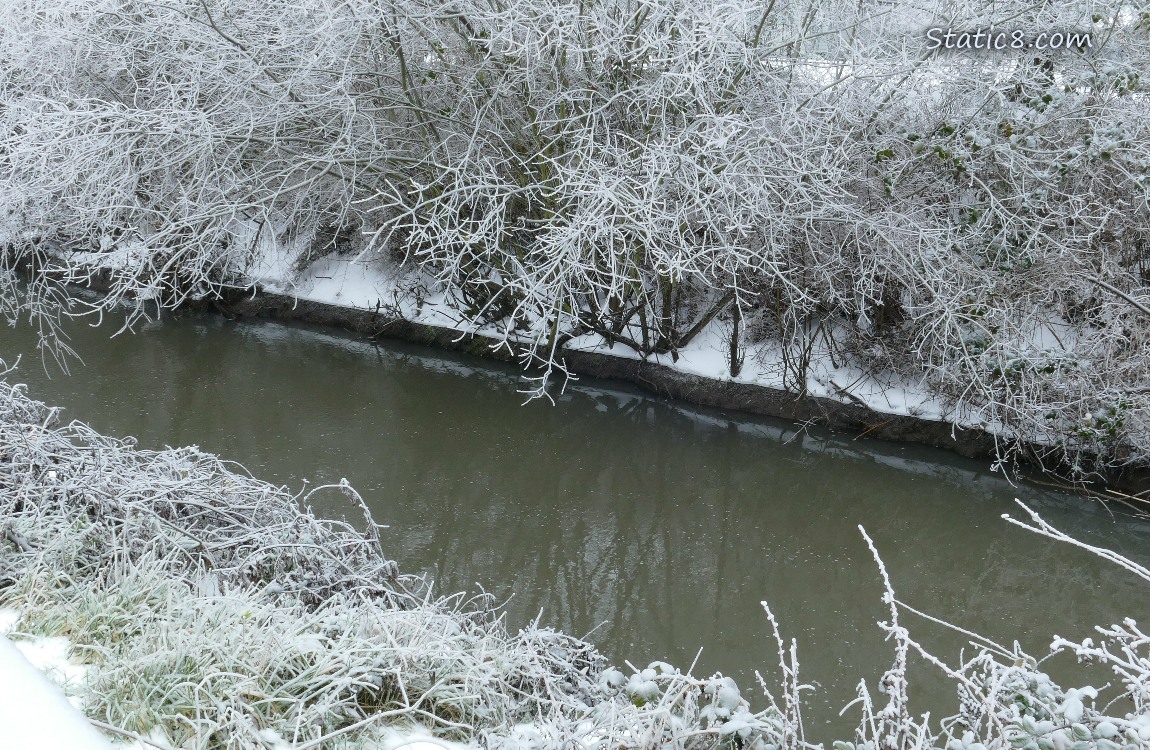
(0, 607, 20, 634)
(0, 633, 112, 750)
(12, 635, 90, 697)
(377, 728, 474, 750)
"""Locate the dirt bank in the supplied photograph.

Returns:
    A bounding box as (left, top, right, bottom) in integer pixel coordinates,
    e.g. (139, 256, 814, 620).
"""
(201, 287, 1150, 499)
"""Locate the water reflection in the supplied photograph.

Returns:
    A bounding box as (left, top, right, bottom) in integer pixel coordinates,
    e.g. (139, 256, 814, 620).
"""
(4, 312, 1149, 740)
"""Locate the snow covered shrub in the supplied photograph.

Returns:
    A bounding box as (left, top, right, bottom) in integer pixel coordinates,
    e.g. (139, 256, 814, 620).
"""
(3, 0, 1150, 476)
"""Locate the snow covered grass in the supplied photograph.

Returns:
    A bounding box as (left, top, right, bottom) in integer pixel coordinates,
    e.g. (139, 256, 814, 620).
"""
(2, 374, 1150, 749)
(0, 619, 114, 750)
(0, 375, 789, 749)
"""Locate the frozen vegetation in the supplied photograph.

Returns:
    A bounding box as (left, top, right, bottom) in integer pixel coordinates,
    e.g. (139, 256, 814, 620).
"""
(2, 2, 1150, 746)
(1, 375, 1149, 749)
(1, 0, 1150, 480)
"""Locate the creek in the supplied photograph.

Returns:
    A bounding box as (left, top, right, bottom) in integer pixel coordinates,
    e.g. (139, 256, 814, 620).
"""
(5, 310, 1149, 741)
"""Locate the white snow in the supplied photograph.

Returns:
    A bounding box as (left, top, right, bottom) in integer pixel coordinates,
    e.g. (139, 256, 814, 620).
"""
(295, 256, 400, 311)
(563, 333, 645, 361)
(375, 728, 473, 750)
(66, 240, 153, 273)
(8, 635, 90, 703)
(0, 620, 114, 750)
(569, 317, 959, 425)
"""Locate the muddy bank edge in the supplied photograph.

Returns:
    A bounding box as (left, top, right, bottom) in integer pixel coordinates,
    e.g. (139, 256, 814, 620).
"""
(196, 287, 1149, 497)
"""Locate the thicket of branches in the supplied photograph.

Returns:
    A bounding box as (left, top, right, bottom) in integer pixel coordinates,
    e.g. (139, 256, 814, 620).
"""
(2, 375, 1150, 750)
(2, 0, 1150, 476)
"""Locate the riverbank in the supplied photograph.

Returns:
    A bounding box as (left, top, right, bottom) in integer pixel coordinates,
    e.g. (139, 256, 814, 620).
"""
(5, 0, 1150, 504)
(193, 264, 1149, 497)
(14, 236, 1150, 500)
(38, 247, 1149, 496)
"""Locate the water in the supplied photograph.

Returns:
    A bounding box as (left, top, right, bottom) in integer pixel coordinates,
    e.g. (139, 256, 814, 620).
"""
(4, 310, 1149, 740)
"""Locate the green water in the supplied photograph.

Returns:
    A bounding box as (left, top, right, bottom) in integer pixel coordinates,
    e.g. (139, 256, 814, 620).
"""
(4, 310, 1148, 740)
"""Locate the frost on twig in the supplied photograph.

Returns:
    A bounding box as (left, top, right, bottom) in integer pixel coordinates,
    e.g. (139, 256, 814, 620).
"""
(850, 514, 1150, 750)
(1003, 499, 1150, 584)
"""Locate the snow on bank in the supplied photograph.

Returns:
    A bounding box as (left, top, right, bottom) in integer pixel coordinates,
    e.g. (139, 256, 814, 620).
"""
(60, 234, 1018, 443)
(257, 249, 961, 425)
(0, 611, 113, 750)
